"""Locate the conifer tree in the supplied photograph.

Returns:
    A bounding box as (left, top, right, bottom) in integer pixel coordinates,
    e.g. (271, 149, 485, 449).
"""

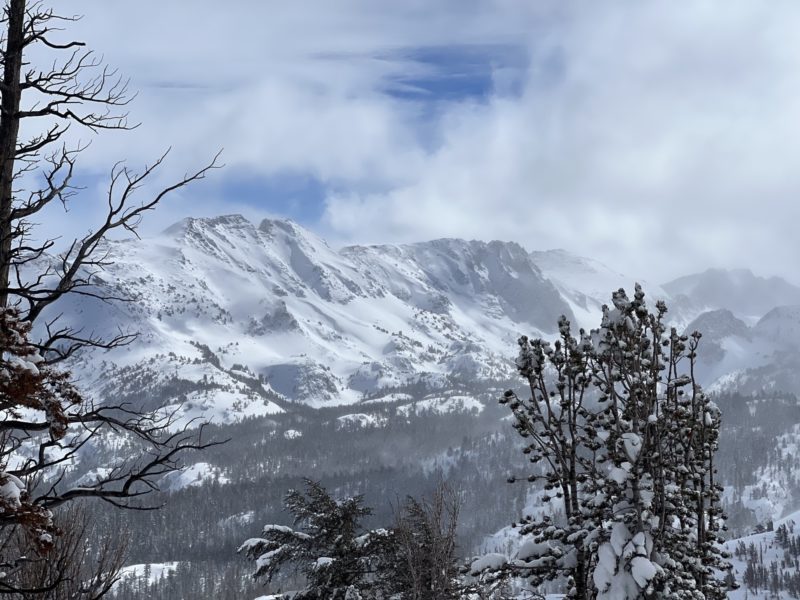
(492, 286, 733, 599)
(239, 479, 392, 599)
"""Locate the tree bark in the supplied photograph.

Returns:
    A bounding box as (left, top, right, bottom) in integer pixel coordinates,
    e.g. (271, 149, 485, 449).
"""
(0, 0, 25, 307)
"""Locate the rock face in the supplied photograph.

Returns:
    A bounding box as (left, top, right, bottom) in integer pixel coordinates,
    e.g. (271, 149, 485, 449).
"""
(41, 214, 800, 420)
(680, 309, 754, 384)
(342, 238, 571, 334)
(685, 309, 751, 360)
(686, 309, 752, 341)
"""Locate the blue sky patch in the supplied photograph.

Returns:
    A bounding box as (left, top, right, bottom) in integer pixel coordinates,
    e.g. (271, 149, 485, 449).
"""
(382, 43, 529, 103)
(212, 171, 329, 225)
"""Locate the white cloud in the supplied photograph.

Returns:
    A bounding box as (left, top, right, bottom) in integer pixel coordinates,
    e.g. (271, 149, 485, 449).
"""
(25, 1, 800, 282)
(324, 1, 800, 281)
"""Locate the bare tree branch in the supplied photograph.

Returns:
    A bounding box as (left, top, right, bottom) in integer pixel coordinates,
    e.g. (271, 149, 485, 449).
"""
(0, 2, 224, 595)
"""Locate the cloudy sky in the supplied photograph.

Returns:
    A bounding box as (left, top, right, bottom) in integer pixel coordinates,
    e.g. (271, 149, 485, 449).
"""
(28, 1, 800, 282)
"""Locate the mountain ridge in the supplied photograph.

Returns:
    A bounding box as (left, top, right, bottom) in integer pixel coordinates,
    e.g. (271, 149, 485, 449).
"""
(43, 214, 800, 419)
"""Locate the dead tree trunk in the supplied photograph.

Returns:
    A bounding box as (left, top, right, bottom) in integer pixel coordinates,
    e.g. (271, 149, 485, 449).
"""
(0, 0, 25, 307)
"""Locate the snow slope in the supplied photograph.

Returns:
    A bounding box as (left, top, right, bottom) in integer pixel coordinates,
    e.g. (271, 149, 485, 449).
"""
(530, 249, 673, 331)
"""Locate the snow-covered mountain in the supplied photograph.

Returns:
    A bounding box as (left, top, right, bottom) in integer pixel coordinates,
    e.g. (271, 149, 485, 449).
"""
(59, 215, 578, 421)
(530, 249, 676, 331)
(45, 215, 800, 419)
(664, 268, 800, 323)
(682, 309, 757, 385)
(687, 305, 800, 395)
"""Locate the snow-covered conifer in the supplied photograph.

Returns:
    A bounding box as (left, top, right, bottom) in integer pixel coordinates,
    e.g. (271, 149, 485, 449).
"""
(494, 286, 733, 599)
(0, 307, 79, 551)
(239, 479, 392, 599)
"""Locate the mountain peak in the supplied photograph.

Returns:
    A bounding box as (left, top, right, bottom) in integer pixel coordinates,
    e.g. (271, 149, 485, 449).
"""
(685, 308, 750, 340)
(531, 249, 623, 278)
(162, 215, 333, 253)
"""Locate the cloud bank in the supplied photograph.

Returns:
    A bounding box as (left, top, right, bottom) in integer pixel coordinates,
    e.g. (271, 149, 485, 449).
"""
(40, 1, 800, 282)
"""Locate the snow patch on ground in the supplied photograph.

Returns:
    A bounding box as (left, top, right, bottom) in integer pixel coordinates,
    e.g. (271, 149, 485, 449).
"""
(162, 462, 229, 491)
(115, 562, 180, 588)
(397, 395, 484, 417)
(336, 413, 387, 429)
(724, 510, 800, 599)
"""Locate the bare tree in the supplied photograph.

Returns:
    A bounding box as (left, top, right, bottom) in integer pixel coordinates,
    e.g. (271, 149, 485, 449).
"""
(390, 482, 462, 600)
(0, 503, 128, 598)
(384, 481, 464, 600)
(0, 0, 220, 357)
(0, 279, 222, 596)
(0, 0, 223, 595)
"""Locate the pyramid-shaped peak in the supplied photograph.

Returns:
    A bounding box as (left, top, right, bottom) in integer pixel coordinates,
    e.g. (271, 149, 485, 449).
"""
(685, 308, 750, 340)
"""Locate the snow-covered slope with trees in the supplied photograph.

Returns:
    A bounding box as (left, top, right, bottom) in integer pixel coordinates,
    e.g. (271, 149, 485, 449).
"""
(725, 511, 800, 599)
